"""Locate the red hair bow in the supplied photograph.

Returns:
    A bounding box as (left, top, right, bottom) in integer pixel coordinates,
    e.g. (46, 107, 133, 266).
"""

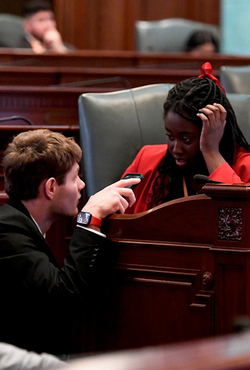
(198, 62, 225, 94)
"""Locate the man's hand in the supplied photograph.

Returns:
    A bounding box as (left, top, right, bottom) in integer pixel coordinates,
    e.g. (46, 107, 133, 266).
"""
(43, 29, 68, 53)
(81, 178, 141, 219)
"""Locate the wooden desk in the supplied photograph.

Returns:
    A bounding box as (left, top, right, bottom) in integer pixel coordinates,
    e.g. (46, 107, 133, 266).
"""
(0, 66, 138, 87)
(0, 86, 81, 125)
(0, 65, 206, 87)
(2, 50, 250, 87)
(1, 49, 250, 70)
(0, 85, 122, 125)
(84, 184, 250, 352)
(61, 330, 250, 370)
(57, 66, 204, 87)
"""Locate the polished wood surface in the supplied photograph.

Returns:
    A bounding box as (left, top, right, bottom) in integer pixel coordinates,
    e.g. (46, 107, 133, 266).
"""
(1, 49, 250, 69)
(0, 85, 121, 124)
(82, 184, 250, 352)
(60, 330, 250, 370)
(1, 50, 250, 88)
(0, 65, 213, 87)
(0, 49, 142, 67)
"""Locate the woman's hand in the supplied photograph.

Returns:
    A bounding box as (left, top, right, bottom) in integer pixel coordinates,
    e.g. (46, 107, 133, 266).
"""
(197, 103, 227, 154)
(197, 103, 227, 174)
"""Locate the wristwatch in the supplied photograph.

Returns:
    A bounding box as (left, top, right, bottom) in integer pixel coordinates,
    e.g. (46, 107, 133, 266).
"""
(77, 212, 102, 228)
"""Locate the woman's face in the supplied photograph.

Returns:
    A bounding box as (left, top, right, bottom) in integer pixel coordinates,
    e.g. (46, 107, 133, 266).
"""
(164, 110, 201, 171)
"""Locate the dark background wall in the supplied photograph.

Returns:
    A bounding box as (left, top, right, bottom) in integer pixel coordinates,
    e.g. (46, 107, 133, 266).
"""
(0, 0, 53, 15)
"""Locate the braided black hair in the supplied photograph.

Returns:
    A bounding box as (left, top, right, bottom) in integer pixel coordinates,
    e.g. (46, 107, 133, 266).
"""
(148, 76, 250, 208)
(164, 77, 250, 158)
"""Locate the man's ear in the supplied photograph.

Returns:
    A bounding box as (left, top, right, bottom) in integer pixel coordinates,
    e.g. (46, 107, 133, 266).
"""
(44, 177, 57, 200)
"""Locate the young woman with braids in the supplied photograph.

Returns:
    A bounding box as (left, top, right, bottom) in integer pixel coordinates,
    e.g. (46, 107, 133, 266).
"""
(122, 62, 250, 214)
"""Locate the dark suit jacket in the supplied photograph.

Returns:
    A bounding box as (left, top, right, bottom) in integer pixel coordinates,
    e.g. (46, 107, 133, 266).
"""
(0, 198, 106, 355)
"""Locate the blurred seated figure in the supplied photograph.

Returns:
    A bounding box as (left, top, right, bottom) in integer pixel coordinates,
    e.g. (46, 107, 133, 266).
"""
(135, 18, 220, 53)
(22, 0, 73, 53)
(185, 30, 219, 55)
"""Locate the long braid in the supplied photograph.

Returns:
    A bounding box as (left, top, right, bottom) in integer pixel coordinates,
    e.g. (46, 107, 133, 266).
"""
(148, 76, 250, 209)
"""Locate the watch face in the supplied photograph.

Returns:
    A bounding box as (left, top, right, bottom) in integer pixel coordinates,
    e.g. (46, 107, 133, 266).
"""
(77, 212, 91, 225)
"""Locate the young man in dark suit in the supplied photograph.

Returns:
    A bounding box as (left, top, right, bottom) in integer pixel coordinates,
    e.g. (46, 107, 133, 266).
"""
(0, 129, 139, 356)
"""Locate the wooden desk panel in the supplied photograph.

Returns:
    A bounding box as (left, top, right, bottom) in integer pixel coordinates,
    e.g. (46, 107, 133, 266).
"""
(0, 86, 80, 125)
(58, 66, 203, 87)
(83, 184, 250, 352)
(0, 49, 141, 68)
(3, 48, 250, 88)
(0, 85, 122, 125)
(1, 49, 250, 70)
(61, 330, 250, 370)
(0, 65, 205, 87)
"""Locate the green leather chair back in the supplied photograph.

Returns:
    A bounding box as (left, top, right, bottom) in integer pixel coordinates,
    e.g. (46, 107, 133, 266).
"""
(135, 18, 220, 53)
(227, 93, 250, 144)
(0, 14, 30, 48)
(78, 84, 173, 199)
(220, 65, 250, 94)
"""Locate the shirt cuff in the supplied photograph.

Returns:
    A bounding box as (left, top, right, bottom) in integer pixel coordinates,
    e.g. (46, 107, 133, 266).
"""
(76, 224, 106, 238)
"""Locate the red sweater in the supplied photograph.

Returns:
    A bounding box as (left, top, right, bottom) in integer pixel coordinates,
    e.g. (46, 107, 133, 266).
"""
(122, 144, 250, 214)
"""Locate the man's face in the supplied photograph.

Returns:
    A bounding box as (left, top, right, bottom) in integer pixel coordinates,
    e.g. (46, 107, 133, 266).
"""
(24, 10, 57, 42)
(52, 162, 85, 218)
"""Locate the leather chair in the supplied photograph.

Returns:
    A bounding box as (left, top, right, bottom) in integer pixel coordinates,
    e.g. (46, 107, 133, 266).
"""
(0, 14, 31, 48)
(227, 93, 250, 143)
(135, 18, 220, 53)
(78, 83, 173, 200)
(78, 85, 250, 201)
(220, 65, 250, 94)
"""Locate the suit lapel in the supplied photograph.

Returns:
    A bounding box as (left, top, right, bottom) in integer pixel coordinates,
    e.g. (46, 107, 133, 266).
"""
(7, 198, 60, 267)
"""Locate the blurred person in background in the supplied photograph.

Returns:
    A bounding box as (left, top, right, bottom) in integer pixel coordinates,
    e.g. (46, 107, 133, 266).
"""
(22, 0, 74, 53)
(185, 30, 219, 55)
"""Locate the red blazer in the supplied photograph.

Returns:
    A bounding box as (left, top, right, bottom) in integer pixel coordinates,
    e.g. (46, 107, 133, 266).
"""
(122, 144, 250, 214)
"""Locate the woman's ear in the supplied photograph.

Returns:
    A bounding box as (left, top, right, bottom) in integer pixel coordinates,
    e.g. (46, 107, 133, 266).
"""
(44, 177, 57, 200)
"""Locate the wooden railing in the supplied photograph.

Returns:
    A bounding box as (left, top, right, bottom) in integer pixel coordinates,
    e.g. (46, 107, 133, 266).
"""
(0, 49, 250, 69)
